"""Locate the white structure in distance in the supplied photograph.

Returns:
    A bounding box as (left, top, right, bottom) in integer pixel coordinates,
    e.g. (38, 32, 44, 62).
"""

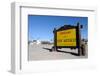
(29, 40, 53, 45)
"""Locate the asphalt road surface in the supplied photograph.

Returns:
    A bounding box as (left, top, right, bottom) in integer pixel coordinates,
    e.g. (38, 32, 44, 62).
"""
(28, 44, 88, 61)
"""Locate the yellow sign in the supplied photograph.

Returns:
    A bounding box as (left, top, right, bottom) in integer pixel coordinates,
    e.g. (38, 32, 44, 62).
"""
(57, 29, 76, 46)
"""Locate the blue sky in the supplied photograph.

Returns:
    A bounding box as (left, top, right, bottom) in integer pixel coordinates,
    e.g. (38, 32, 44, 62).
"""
(28, 15, 88, 41)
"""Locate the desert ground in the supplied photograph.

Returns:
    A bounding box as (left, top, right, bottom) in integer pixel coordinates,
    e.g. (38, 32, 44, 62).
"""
(28, 44, 88, 61)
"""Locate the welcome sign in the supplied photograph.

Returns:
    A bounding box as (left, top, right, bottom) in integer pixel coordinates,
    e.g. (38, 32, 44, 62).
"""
(57, 29, 77, 47)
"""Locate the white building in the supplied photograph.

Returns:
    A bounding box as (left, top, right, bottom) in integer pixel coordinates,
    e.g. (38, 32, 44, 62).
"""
(36, 40, 41, 44)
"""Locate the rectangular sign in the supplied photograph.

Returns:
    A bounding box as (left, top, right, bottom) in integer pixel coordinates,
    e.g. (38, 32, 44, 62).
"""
(57, 29, 76, 47)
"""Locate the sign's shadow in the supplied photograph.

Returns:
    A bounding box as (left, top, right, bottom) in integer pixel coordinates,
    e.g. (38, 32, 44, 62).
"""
(43, 47, 79, 56)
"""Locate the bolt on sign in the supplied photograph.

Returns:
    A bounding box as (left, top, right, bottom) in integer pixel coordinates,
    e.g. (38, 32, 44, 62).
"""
(57, 29, 76, 47)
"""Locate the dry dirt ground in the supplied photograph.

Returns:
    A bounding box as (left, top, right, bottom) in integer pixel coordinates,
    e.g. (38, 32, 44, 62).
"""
(28, 44, 88, 61)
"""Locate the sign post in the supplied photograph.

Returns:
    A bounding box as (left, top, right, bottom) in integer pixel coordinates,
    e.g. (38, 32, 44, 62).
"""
(77, 23, 82, 56)
(53, 28, 57, 51)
